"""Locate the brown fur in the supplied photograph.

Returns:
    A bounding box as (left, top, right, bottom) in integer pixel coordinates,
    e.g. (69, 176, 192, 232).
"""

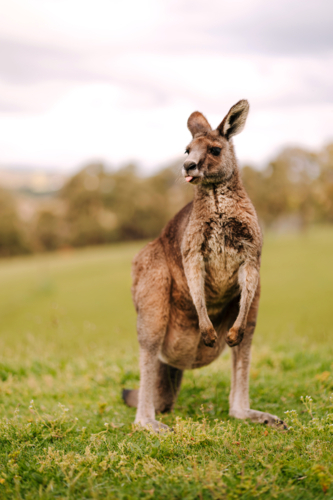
(123, 100, 285, 431)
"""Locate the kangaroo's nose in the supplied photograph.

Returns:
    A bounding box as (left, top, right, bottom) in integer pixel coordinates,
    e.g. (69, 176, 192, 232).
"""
(183, 160, 197, 171)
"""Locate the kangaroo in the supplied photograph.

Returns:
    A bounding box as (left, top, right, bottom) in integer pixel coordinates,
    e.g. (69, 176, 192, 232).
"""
(123, 100, 285, 431)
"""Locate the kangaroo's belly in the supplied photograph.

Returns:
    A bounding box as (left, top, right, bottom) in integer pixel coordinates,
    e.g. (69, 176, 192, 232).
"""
(159, 323, 227, 370)
(159, 297, 236, 371)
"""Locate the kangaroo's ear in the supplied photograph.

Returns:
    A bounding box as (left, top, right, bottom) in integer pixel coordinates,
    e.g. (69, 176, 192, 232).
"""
(187, 111, 212, 137)
(217, 100, 249, 140)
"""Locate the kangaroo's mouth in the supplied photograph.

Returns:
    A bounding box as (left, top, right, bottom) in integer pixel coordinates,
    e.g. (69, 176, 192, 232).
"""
(185, 176, 201, 184)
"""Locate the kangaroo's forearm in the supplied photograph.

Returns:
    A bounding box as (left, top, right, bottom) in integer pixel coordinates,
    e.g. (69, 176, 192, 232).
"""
(226, 264, 259, 346)
(182, 247, 217, 347)
(183, 255, 208, 322)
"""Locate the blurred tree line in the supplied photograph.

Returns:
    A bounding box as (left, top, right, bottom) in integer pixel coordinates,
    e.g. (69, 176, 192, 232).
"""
(1, 142, 333, 256)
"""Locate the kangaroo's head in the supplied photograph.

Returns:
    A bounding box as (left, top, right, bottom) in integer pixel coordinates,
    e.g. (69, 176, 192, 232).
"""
(183, 100, 249, 185)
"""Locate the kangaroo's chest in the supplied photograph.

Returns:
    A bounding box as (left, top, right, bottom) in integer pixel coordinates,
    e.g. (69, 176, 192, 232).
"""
(202, 216, 251, 306)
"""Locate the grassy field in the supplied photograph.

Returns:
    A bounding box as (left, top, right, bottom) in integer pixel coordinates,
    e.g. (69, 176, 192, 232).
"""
(0, 226, 333, 499)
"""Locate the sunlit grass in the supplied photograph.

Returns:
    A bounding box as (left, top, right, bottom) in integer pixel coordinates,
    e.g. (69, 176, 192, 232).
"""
(0, 227, 333, 499)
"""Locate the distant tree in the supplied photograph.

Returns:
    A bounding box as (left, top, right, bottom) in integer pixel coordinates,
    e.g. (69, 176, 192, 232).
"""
(242, 147, 323, 228)
(34, 210, 61, 251)
(2, 142, 333, 258)
(0, 187, 29, 256)
(60, 163, 112, 246)
(315, 143, 333, 222)
(100, 162, 192, 240)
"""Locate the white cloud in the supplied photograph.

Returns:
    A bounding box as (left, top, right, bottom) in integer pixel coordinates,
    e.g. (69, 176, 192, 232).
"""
(0, 0, 332, 172)
(0, 0, 162, 47)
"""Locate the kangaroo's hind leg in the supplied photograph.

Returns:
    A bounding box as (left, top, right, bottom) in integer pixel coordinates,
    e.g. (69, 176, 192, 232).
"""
(123, 360, 183, 414)
(128, 240, 180, 432)
(228, 280, 286, 427)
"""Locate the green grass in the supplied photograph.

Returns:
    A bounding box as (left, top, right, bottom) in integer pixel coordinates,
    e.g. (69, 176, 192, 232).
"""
(0, 227, 333, 499)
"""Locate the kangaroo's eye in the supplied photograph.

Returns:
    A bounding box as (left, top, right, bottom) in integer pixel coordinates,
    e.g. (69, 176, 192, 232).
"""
(210, 147, 221, 156)
(184, 149, 189, 154)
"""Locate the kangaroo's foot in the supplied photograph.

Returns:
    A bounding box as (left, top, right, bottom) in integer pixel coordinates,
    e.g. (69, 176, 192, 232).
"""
(201, 326, 217, 347)
(229, 408, 287, 429)
(226, 326, 244, 347)
(135, 417, 171, 433)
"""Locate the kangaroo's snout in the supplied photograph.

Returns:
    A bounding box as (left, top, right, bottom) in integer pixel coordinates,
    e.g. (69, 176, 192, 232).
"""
(183, 160, 197, 172)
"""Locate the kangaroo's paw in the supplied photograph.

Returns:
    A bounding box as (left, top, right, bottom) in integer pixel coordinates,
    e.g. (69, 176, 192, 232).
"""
(229, 408, 287, 429)
(201, 326, 217, 347)
(226, 327, 244, 347)
(135, 417, 171, 433)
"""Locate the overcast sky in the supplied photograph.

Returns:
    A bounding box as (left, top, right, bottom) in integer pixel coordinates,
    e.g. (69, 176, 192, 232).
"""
(0, 0, 333, 173)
